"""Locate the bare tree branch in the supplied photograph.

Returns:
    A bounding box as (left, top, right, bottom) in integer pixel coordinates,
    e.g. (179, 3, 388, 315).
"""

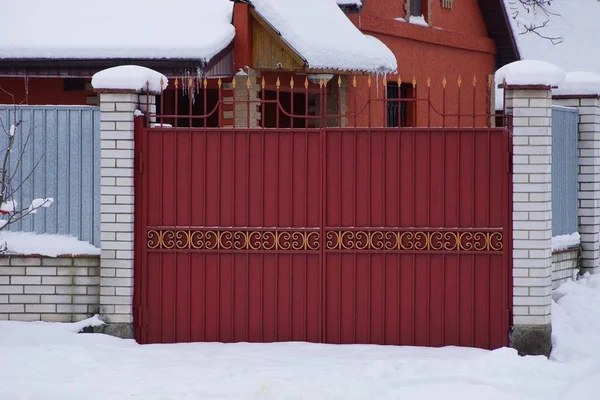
(509, 0, 564, 45)
(0, 88, 52, 245)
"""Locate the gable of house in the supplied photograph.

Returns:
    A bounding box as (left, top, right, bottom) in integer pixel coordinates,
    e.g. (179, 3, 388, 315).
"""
(248, 0, 397, 74)
(346, 0, 519, 70)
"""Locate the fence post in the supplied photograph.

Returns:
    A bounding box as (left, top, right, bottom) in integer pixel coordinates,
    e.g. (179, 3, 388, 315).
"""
(553, 74, 600, 275)
(502, 63, 561, 356)
(92, 66, 164, 338)
(226, 68, 261, 128)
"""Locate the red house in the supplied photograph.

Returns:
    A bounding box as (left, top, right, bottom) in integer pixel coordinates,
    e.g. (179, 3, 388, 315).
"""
(0, 0, 518, 128)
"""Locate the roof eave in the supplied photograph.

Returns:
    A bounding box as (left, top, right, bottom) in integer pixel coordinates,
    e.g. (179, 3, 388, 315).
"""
(478, 0, 521, 69)
(338, 0, 366, 14)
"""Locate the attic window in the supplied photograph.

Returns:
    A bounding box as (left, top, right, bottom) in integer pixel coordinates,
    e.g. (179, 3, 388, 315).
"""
(441, 0, 453, 10)
(410, 0, 423, 16)
(407, 0, 430, 24)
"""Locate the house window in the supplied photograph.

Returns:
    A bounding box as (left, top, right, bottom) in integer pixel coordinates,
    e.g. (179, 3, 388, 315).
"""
(63, 78, 86, 92)
(386, 83, 412, 127)
(410, 0, 423, 17)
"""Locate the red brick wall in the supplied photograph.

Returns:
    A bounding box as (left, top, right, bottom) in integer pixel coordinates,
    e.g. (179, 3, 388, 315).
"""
(344, 0, 496, 127)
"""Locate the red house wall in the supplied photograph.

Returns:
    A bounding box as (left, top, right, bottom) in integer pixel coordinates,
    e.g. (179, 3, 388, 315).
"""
(346, 0, 496, 127)
(0, 78, 93, 106)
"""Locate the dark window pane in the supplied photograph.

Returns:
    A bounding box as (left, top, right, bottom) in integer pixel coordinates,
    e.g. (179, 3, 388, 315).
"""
(387, 83, 410, 127)
(410, 0, 423, 16)
(63, 78, 85, 92)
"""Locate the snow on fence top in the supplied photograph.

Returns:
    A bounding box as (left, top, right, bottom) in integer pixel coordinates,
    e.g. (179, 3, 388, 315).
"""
(0, 0, 234, 62)
(495, 60, 566, 87)
(0, 232, 100, 258)
(92, 66, 168, 94)
(250, 0, 397, 74)
(553, 71, 600, 97)
(504, 0, 600, 74)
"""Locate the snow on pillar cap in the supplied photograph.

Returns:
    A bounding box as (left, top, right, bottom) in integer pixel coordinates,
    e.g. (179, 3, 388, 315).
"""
(553, 71, 600, 97)
(92, 65, 168, 94)
(495, 60, 566, 89)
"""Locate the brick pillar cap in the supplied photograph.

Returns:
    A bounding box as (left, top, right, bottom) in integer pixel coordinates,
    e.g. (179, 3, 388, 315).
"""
(92, 65, 168, 95)
(495, 60, 565, 90)
(552, 71, 600, 98)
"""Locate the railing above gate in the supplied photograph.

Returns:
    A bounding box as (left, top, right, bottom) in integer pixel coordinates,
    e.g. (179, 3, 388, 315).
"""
(141, 73, 509, 130)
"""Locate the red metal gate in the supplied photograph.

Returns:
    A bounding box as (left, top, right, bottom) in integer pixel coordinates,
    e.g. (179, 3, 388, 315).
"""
(134, 127, 512, 349)
(133, 75, 512, 349)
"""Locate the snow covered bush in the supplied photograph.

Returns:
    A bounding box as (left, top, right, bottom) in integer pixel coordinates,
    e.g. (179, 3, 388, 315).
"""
(0, 93, 53, 251)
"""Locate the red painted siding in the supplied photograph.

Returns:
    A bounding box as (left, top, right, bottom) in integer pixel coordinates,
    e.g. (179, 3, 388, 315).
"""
(0, 78, 93, 105)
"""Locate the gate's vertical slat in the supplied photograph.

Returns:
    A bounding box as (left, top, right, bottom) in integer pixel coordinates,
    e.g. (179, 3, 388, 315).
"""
(396, 128, 402, 345)
(426, 125, 432, 346)
(231, 131, 236, 342)
(411, 127, 417, 346)
(201, 128, 208, 342)
(290, 128, 295, 341)
(159, 126, 165, 344)
(382, 129, 388, 344)
(470, 128, 476, 348)
(338, 129, 343, 343)
(367, 128, 372, 344)
(187, 130, 192, 342)
(304, 130, 309, 342)
(260, 128, 265, 343)
(352, 129, 358, 344)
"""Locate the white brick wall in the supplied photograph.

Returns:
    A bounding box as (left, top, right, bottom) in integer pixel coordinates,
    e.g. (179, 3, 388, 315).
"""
(100, 93, 136, 325)
(0, 256, 100, 322)
(506, 87, 553, 326)
(553, 97, 600, 274)
(99, 91, 155, 327)
(552, 249, 579, 290)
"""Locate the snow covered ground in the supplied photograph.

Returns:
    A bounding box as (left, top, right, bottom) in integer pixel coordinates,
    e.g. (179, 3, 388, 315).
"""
(1, 275, 599, 399)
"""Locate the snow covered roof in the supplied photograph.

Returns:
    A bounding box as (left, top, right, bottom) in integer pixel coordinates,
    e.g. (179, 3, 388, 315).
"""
(250, 0, 397, 74)
(504, 0, 600, 74)
(0, 0, 235, 63)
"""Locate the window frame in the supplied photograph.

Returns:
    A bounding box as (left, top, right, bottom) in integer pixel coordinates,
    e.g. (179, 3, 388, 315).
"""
(386, 82, 413, 128)
(406, 0, 431, 24)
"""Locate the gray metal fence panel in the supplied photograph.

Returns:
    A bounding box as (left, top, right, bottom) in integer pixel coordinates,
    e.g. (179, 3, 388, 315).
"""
(0, 105, 100, 246)
(552, 106, 578, 237)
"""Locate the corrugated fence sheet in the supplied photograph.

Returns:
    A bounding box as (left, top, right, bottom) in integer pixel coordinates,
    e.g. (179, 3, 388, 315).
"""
(552, 106, 578, 237)
(0, 105, 100, 246)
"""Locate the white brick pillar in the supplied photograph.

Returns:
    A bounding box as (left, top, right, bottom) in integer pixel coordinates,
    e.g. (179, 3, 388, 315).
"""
(95, 90, 156, 337)
(505, 85, 554, 356)
(553, 94, 600, 275)
(92, 66, 166, 338)
(96, 91, 137, 337)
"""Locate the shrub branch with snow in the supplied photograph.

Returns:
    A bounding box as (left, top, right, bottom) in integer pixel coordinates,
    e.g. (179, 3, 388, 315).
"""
(0, 90, 54, 250)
